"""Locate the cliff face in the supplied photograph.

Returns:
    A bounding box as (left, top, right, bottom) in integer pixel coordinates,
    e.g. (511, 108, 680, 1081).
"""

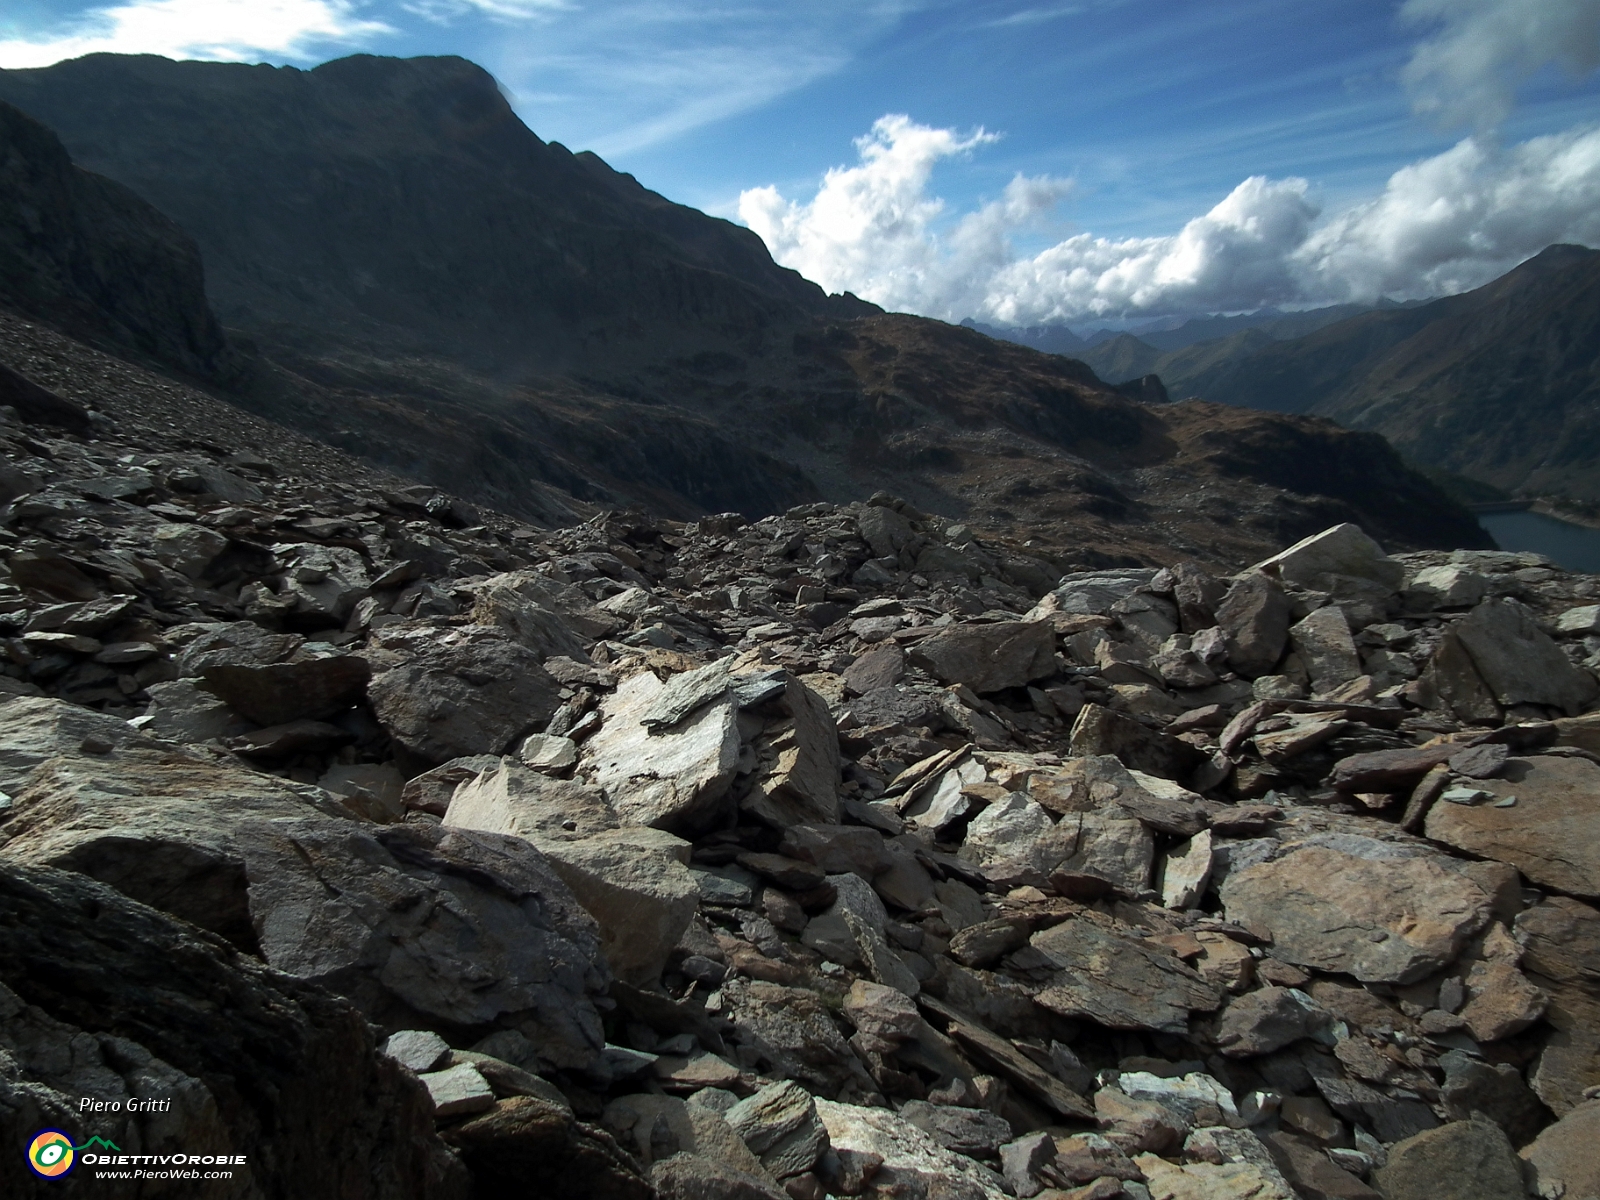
(0, 100, 225, 378)
(0, 53, 1486, 555)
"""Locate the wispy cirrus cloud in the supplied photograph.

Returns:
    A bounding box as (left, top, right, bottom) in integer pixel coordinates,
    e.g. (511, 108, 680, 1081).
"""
(0, 0, 390, 69)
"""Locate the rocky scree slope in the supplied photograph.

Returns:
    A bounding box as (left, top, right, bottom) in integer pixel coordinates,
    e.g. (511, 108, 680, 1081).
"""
(0, 54, 1488, 557)
(3, 361, 1600, 1199)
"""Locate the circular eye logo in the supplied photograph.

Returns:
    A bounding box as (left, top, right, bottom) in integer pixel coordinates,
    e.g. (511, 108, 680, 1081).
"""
(28, 1129, 76, 1178)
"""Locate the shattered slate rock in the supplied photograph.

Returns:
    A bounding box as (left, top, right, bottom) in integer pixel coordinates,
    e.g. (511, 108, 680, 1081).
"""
(725, 1080, 829, 1180)
(1373, 1119, 1526, 1200)
(1030, 917, 1224, 1033)
(422, 1061, 497, 1118)
(383, 1028, 452, 1073)
(814, 1099, 1009, 1200)
(1219, 835, 1492, 984)
(897, 1101, 1013, 1158)
(441, 1096, 650, 1200)
(583, 668, 741, 830)
(1215, 986, 1330, 1057)
(1520, 1099, 1600, 1200)
(199, 653, 371, 727)
(1453, 598, 1599, 715)
(367, 626, 562, 762)
(1426, 754, 1600, 898)
(1215, 574, 1293, 679)
(908, 620, 1057, 694)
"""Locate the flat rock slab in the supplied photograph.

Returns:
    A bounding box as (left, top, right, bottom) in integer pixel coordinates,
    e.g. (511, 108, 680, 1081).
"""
(1374, 1119, 1525, 1200)
(200, 655, 371, 726)
(583, 669, 741, 830)
(1521, 1099, 1600, 1200)
(1220, 835, 1491, 984)
(908, 620, 1056, 694)
(1030, 917, 1223, 1033)
(1454, 598, 1599, 715)
(815, 1099, 1009, 1200)
(1426, 755, 1600, 898)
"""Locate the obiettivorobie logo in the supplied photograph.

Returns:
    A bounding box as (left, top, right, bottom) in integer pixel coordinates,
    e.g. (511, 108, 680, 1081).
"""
(27, 1130, 121, 1179)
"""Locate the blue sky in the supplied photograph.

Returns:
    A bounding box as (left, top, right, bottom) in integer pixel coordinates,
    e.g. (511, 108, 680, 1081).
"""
(2, 0, 1599, 323)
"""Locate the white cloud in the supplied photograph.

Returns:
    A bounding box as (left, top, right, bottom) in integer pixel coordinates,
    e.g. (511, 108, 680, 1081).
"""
(0, 0, 389, 69)
(740, 114, 1600, 323)
(1402, 0, 1600, 130)
(401, 0, 566, 23)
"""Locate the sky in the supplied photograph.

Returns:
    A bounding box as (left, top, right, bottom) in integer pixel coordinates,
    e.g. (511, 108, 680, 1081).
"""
(2, 0, 1599, 325)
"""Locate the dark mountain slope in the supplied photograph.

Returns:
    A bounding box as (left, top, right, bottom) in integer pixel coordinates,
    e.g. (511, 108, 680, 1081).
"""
(0, 99, 224, 377)
(0, 52, 1488, 558)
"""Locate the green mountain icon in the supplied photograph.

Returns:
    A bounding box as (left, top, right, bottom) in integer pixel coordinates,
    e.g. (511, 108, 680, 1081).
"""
(70, 1137, 122, 1152)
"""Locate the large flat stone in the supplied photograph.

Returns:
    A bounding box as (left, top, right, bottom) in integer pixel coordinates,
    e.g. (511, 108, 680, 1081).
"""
(814, 1099, 1008, 1200)
(1426, 755, 1600, 898)
(741, 677, 841, 828)
(1454, 598, 1599, 715)
(583, 669, 741, 830)
(1030, 917, 1223, 1033)
(1521, 1099, 1600, 1200)
(1374, 1119, 1525, 1200)
(908, 620, 1057, 694)
(1219, 835, 1492, 984)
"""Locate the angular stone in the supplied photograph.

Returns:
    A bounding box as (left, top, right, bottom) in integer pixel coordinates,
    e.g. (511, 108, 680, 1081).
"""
(444, 758, 619, 845)
(1136, 1149, 1294, 1200)
(0, 694, 157, 792)
(742, 677, 842, 828)
(1330, 743, 1457, 793)
(652, 1153, 787, 1200)
(826, 873, 920, 996)
(843, 644, 906, 696)
(779, 825, 890, 879)
(140, 679, 245, 743)
(1414, 629, 1502, 725)
(1520, 1099, 1600, 1200)
(1053, 1132, 1144, 1184)
(999, 1131, 1055, 1199)
(1437, 1051, 1547, 1147)
(1251, 524, 1403, 591)
(814, 1099, 1009, 1200)
(468, 570, 593, 660)
(719, 979, 874, 1097)
(1031, 918, 1224, 1033)
(199, 653, 373, 727)
(1373, 1119, 1524, 1200)
(1215, 987, 1330, 1057)
(368, 626, 562, 763)
(725, 1080, 829, 1180)
(442, 1096, 649, 1200)
(1409, 564, 1488, 609)
(1121, 1073, 1239, 1128)
(422, 1062, 497, 1118)
(383, 1029, 452, 1073)
(1458, 923, 1547, 1042)
(1219, 836, 1492, 984)
(1426, 755, 1600, 898)
(1069, 705, 1204, 782)
(1289, 606, 1361, 696)
(948, 917, 1032, 969)
(1261, 1131, 1380, 1200)
(583, 668, 741, 830)
(1033, 754, 1211, 836)
(1216, 574, 1292, 679)
(1160, 830, 1213, 910)
(318, 762, 406, 822)
(517, 733, 578, 773)
(1454, 598, 1599, 715)
(898, 1101, 1013, 1157)
(908, 620, 1057, 694)
(958, 793, 1053, 867)
(843, 979, 921, 1042)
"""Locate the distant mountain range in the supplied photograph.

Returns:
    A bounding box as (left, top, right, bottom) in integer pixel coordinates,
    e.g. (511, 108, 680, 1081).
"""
(0, 53, 1488, 562)
(1029, 247, 1600, 500)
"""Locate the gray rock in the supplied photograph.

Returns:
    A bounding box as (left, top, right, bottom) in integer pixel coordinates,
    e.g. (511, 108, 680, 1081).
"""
(1069, 704, 1203, 782)
(1219, 836, 1493, 984)
(1216, 987, 1330, 1057)
(1520, 1099, 1600, 1200)
(1415, 628, 1502, 724)
(898, 1101, 1013, 1157)
(908, 621, 1057, 694)
(651, 1153, 788, 1200)
(200, 653, 371, 726)
(1216, 574, 1292, 679)
(815, 1099, 1009, 1200)
(517, 733, 578, 773)
(368, 625, 562, 763)
(1288, 606, 1361, 696)
(741, 677, 842, 828)
(0, 694, 157, 792)
(780, 824, 890, 879)
(1160, 830, 1213, 910)
(844, 644, 906, 696)
(1426, 755, 1600, 898)
(1373, 1119, 1525, 1200)
(583, 668, 741, 830)
(718, 978, 875, 1097)
(1030, 917, 1224, 1033)
(141, 678, 246, 743)
(444, 757, 619, 844)
(1250, 524, 1403, 591)
(642, 659, 737, 730)
(421, 1061, 496, 1117)
(1454, 598, 1599, 715)
(1437, 1051, 1547, 1146)
(998, 1131, 1055, 1198)
(843, 978, 922, 1042)
(725, 1080, 829, 1180)
(468, 570, 593, 660)
(827, 872, 921, 996)
(382, 1028, 451, 1073)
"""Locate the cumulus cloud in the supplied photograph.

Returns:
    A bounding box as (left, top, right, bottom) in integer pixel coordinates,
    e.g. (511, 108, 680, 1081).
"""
(740, 115, 1600, 323)
(0, 0, 389, 69)
(1402, 0, 1600, 130)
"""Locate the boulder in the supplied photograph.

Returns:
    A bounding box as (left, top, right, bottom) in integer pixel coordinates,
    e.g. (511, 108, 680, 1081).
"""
(1160, 830, 1214, 910)
(651, 1154, 787, 1200)
(1425, 755, 1600, 898)
(1215, 574, 1292, 679)
(1215, 987, 1330, 1057)
(1288, 606, 1361, 696)
(0, 694, 156, 791)
(1069, 704, 1205, 782)
(814, 1099, 1009, 1200)
(1414, 628, 1502, 725)
(1453, 598, 1599, 715)
(444, 758, 620, 844)
(1250, 524, 1403, 591)
(1219, 835, 1492, 984)
(469, 571, 594, 660)
(0, 860, 466, 1200)
(1373, 1119, 1525, 1200)
(367, 626, 562, 762)
(583, 668, 741, 830)
(897, 1101, 1013, 1157)
(719, 979, 875, 1097)
(741, 677, 842, 828)
(824, 872, 921, 995)
(1030, 917, 1224, 1033)
(844, 644, 906, 696)
(908, 621, 1057, 694)
(1520, 1099, 1600, 1200)
(724, 1080, 829, 1180)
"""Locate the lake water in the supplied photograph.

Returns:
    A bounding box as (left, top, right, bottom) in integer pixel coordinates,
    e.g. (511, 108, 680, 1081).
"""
(1478, 510, 1600, 573)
